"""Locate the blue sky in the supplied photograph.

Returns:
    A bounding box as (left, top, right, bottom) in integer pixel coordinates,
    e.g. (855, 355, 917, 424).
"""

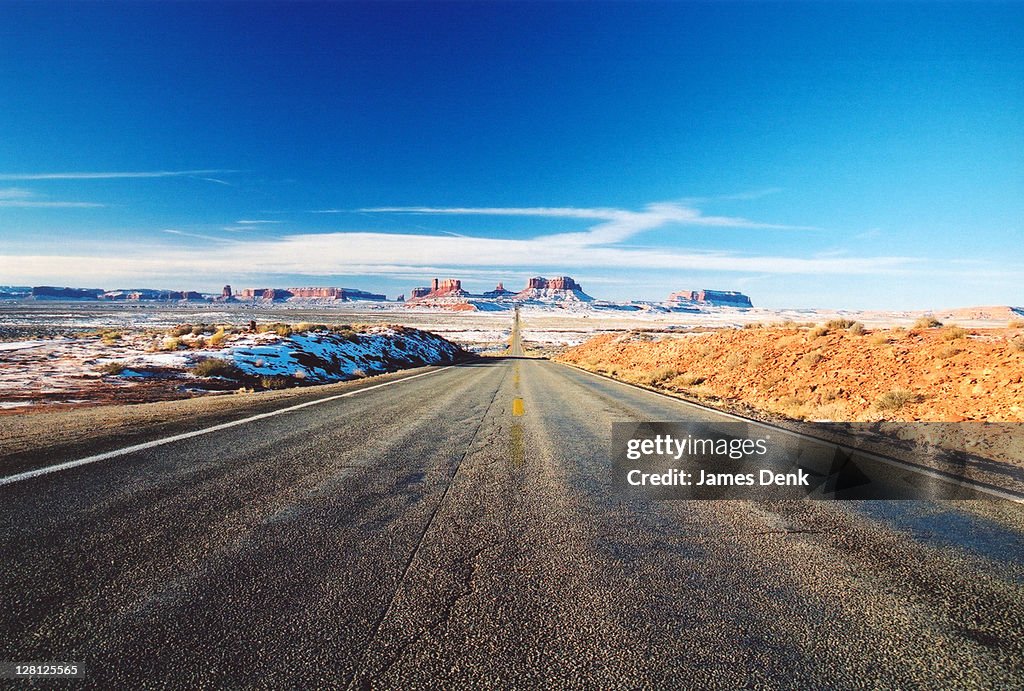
(0, 1, 1021, 309)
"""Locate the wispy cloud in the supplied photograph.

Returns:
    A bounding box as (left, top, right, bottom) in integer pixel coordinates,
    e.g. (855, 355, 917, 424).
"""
(0, 200, 918, 292)
(0, 186, 104, 208)
(362, 202, 819, 245)
(0, 169, 237, 181)
(235, 220, 281, 224)
(0, 200, 105, 208)
(0, 187, 32, 199)
(162, 229, 238, 243)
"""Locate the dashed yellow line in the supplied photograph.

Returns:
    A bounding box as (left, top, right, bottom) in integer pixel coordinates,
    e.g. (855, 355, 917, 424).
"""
(512, 398, 525, 416)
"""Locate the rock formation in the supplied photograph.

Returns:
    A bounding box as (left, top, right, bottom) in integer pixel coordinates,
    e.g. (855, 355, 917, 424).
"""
(30, 286, 104, 300)
(238, 287, 386, 301)
(406, 278, 470, 302)
(514, 276, 593, 302)
(481, 282, 515, 299)
(667, 289, 752, 308)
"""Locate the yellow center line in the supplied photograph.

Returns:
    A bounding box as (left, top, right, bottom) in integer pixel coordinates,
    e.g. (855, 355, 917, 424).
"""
(512, 398, 525, 416)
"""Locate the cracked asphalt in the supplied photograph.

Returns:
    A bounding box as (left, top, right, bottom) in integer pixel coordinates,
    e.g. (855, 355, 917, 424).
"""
(1, 316, 1023, 688)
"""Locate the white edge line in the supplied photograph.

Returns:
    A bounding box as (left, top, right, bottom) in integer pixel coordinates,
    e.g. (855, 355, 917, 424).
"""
(0, 366, 453, 487)
(565, 363, 1024, 504)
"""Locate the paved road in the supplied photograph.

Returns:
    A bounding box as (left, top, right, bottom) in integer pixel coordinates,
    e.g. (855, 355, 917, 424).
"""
(1, 311, 1023, 687)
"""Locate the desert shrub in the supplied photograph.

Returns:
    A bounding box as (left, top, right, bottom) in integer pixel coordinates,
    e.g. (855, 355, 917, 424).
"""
(208, 328, 228, 347)
(913, 316, 943, 329)
(800, 351, 824, 367)
(98, 361, 128, 375)
(875, 388, 923, 412)
(191, 358, 244, 379)
(809, 326, 829, 339)
(168, 324, 193, 337)
(161, 337, 182, 351)
(825, 319, 857, 330)
(294, 322, 329, 333)
(935, 344, 960, 359)
(676, 373, 706, 387)
(638, 365, 683, 386)
(98, 330, 122, 345)
(849, 322, 866, 335)
(868, 332, 890, 345)
(941, 325, 968, 341)
(259, 376, 291, 390)
(743, 322, 764, 330)
(191, 336, 207, 348)
(778, 396, 807, 419)
(722, 352, 745, 369)
(256, 322, 292, 336)
(1011, 337, 1024, 353)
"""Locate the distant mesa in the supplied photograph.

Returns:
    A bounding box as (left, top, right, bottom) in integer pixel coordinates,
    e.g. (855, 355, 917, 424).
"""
(237, 287, 387, 302)
(514, 276, 593, 302)
(481, 282, 515, 299)
(101, 289, 205, 301)
(406, 276, 592, 308)
(407, 278, 470, 302)
(30, 286, 104, 300)
(667, 289, 753, 308)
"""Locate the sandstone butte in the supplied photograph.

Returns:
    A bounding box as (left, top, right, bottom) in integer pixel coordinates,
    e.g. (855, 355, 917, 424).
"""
(556, 325, 1024, 423)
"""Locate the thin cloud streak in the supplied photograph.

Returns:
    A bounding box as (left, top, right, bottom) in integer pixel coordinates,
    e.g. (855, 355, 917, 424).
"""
(0, 170, 238, 181)
(0, 201, 105, 208)
(360, 203, 820, 245)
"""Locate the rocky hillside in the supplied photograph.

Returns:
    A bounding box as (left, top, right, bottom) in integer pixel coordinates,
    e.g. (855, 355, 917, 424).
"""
(0, 323, 465, 411)
(557, 322, 1024, 422)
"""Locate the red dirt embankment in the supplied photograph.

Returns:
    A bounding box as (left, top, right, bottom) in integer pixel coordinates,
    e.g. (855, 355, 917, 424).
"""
(557, 324, 1024, 422)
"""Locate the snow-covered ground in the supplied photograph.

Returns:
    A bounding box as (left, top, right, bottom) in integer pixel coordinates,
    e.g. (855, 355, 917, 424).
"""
(0, 325, 463, 410)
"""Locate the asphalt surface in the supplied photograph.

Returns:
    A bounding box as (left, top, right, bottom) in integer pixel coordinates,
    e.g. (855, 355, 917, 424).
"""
(1, 310, 1023, 688)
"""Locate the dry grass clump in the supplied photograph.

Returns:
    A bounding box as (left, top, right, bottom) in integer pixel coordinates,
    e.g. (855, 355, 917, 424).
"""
(99, 330, 122, 345)
(190, 358, 244, 379)
(293, 322, 330, 333)
(259, 376, 291, 390)
(800, 351, 824, 367)
(97, 361, 128, 375)
(168, 324, 193, 337)
(808, 326, 830, 339)
(637, 365, 683, 386)
(1009, 318, 1024, 329)
(722, 352, 746, 369)
(825, 319, 857, 330)
(208, 328, 228, 347)
(935, 344, 961, 359)
(160, 337, 182, 351)
(848, 322, 866, 335)
(1011, 337, 1024, 353)
(913, 316, 943, 329)
(941, 325, 968, 341)
(675, 373, 706, 387)
(868, 332, 890, 345)
(875, 388, 923, 412)
(255, 322, 293, 337)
